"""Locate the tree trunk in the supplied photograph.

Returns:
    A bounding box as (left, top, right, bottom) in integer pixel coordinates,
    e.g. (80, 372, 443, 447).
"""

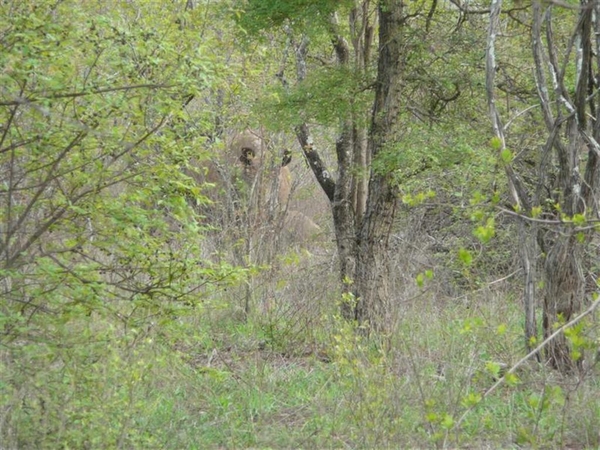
(354, 174, 397, 328)
(353, 0, 404, 330)
(290, 1, 405, 330)
(531, 0, 598, 371)
(333, 125, 360, 320)
(543, 236, 584, 371)
(519, 221, 538, 353)
(349, 1, 373, 226)
(351, 125, 368, 226)
(538, 1, 597, 372)
(487, 0, 542, 354)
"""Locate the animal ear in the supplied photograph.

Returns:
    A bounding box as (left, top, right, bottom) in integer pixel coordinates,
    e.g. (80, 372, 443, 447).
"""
(281, 149, 292, 167)
(239, 147, 255, 166)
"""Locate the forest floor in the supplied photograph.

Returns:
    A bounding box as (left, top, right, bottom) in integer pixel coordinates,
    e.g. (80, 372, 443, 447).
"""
(149, 277, 600, 449)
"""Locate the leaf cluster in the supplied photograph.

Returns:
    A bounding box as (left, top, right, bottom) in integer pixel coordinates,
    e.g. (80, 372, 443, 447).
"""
(260, 65, 374, 128)
(235, 0, 354, 35)
(0, 2, 247, 447)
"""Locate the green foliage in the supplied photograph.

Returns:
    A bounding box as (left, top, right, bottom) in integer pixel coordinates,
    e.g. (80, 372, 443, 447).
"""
(0, 1, 245, 447)
(261, 65, 373, 128)
(416, 269, 434, 288)
(500, 148, 514, 164)
(564, 319, 597, 362)
(458, 248, 473, 267)
(473, 217, 496, 244)
(402, 190, 436, 206)
(1, 1, 599, 448)
(372, 121, 494, 201)
(235, 0, 354, 35)
(489, 136, 503, 150)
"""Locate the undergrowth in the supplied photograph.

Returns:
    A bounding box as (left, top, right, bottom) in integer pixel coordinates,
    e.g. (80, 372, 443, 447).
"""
(5, 276, 598, 449)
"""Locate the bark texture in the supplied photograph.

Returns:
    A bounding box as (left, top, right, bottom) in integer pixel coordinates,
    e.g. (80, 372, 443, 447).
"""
(288, 1, 405, 330)
(486, 0, 600, 372)
(543, 236, 584, 370)
(354, 0, 404, 328)
(533, 0, 599, 372)
(486, 0, 538, 351)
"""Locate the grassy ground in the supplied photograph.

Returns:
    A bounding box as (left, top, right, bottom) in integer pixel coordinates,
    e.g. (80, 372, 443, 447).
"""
(2, 251, 599, 449)
(139, 279, 600, 449)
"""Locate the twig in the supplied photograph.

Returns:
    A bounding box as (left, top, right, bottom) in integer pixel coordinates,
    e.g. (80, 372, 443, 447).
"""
(453, 295, 600, 431)
(0, 83, 176, 106)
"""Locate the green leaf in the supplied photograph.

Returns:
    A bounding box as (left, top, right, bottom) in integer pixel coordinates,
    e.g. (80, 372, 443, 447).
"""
(461, 392, 482, 408)
(485, 361, 501, 378)
(441, 414, 454, 430)
(458, 248, 473, 266)
(500, 148, 513, 164)
(473, 217, 496, 243)
(505, 373, 520, 386)
(489, 136, 502, 150)
(416, 272, 425, 288)
(572, 213, 586, 226)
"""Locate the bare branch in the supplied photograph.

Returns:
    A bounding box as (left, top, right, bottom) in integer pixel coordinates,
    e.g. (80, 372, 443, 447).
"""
(532, 2, 554, 130)
(286, 32, 337, 201)
(0, 132, 87, 263)
(486, 0, 530, 211)
(453, 294, 600, 432)
(449, 0, 530, 15)
(294, 124, 335, 201)
(0, 83, 177, 107)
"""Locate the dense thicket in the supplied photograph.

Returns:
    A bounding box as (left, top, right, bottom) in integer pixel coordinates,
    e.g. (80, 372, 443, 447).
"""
(1, 0, 599, 448)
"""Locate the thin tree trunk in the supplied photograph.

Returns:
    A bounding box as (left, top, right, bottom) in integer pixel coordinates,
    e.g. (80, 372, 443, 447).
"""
(519, 221, 538, 353)
(334, 125, 360, 320)
(349, 1, 372, 226)
(530, 0, 598, 372)
(487, 0, 539, 352)
(543, 236, 584, 371)
(352, 124, 368, 225)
